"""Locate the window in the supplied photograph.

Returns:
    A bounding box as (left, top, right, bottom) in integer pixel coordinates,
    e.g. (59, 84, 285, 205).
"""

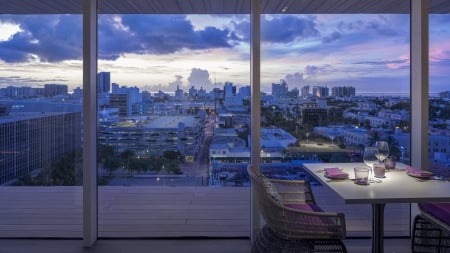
(97, 13, 251, 237)
(260, 13, 411, 236)
(429, 14, 450, 177)
(0, 13, 83, 237)
(1, 0, 444, 241)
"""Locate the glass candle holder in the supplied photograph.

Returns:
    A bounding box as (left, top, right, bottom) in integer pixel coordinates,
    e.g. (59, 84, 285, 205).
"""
(384, 156, 397, 170)
(354, 167, 369, 185)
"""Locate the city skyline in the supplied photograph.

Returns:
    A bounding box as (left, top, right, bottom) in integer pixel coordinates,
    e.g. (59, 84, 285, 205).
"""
(0, 14, 449, 93)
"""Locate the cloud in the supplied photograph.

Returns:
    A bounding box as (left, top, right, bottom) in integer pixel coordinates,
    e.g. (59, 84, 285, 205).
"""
(322, 31, 342, 43)
(353, 59, 410, 70)
(99, 15, 238, 59)
(0, 14, 240, 63)
(284, 72, 305, 86)
(169, 75, 184, 87)
(0, 75, 68, 87)
(261, 15, 319, 43)
(187, 68, 212, 87)
(365, 20, 399, 36)
(337, 15, 407, 37)
(234, 15, 319, 44)
(304, 65, 321, 76)
(353, 59, 408, 65)
(0, 15, 82, 63)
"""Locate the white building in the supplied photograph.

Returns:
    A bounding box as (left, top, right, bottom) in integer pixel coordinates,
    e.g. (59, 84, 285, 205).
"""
(364, 115, 390, 128)
(343, 128, 371, 146)
(429, 133, 450, 163)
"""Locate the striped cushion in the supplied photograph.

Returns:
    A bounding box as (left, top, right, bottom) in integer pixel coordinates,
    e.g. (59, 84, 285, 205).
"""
(284, 203, 324, 212)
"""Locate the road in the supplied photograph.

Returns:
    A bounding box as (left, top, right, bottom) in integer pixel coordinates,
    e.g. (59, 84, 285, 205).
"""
(180, 114, 214, 177)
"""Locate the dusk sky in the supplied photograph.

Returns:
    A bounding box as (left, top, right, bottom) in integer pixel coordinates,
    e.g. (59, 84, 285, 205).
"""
(0, 14, 449, 94)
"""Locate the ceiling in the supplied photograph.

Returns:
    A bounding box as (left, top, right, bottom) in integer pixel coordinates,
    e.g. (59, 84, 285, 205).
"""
(1, 0, 450, 14)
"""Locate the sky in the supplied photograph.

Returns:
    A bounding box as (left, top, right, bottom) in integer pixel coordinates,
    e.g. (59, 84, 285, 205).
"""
(0, 13, 449, 94)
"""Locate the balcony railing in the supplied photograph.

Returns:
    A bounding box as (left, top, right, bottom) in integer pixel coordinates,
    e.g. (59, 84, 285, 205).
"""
(0, 183, 411, 238)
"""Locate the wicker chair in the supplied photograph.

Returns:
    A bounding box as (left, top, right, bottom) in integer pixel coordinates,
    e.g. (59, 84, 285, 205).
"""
(248, 165, 347, 252)
(412, 203, 450, 253)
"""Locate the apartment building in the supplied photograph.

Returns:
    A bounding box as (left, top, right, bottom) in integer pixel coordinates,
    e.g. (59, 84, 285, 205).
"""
(0, 112, 81, 184)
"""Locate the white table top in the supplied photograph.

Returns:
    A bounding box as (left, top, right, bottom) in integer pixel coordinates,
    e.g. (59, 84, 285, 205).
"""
(304, 163, 450, 204)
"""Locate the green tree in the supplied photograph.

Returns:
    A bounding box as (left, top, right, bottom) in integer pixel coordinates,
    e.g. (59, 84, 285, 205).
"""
(120, 149, 135, 176)
(390, 101, 410, 111)
(163, 150, 181, 160)
(13, 152, 81, 186)
(98, 144, 121, 176)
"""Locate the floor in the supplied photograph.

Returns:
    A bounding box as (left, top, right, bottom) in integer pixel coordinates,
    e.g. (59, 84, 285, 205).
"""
(0, 238, 412, 253)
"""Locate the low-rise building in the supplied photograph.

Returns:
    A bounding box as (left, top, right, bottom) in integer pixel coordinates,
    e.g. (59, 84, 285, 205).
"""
(99, 115, 203, 157)
(342, 128, 371, 146)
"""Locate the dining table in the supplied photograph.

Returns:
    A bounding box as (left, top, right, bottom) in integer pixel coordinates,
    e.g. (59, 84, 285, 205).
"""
(303, 162, 450, 253)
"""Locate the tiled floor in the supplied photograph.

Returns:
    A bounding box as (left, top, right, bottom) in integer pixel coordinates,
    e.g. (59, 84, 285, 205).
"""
(0, 238, 412, 253)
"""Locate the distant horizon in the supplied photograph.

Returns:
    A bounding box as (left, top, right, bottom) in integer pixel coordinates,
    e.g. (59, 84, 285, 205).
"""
(1, 82, 448, 98)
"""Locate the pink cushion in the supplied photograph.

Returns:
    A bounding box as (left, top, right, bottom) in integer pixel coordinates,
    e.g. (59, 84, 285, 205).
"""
(419, 202, 450, 226)
(284, 203, 324, 212)
(324, 167, 349, 178)
(405, 166, 435, 177)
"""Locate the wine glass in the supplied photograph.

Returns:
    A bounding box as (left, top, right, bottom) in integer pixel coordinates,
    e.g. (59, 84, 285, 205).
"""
(374, 141, 389, 163)
(363, 147, 378, 183)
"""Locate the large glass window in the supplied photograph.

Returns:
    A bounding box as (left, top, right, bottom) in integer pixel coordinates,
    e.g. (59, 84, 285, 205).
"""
(3, 0, 442, 241)
(96, 14, 251, 237)
(260, 13, 411, 236)
(429, 14, 450, 178)
(0, 14, 83, 237)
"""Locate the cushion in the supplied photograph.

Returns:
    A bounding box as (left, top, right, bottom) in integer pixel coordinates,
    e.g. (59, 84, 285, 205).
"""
(405, 166, 435, 177)
(324, 167, 349, 179)
(419, 202, 450, 226)
(284, 203, 324, 212)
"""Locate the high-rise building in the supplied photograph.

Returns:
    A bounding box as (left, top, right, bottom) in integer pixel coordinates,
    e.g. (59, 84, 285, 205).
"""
(312, 86, 329, 98)
(97, 72, 111, 94)
(331, 86, 356, 97)
(272, 80, 288, 98)
(109, 93, 130, 117)
(287, 88, 299, 98)
(301, 85, 310, 98)
(224, 82, 236, 98)
(189, 86, 198, 97)
(44, 84, 68, 97)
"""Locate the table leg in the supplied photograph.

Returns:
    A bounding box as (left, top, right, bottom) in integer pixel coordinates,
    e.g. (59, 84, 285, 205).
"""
(372, 203, 385, 253)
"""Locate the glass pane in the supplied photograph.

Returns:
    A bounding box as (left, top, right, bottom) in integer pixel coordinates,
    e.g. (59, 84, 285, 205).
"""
(260, 13, 411, 236)
(97, 13, 251, 237)
(0, 14, 83, 237)
(429, 14, 450, 178)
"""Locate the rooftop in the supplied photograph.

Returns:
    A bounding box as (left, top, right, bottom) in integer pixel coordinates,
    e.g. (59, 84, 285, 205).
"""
(0, 111, 74, 124)
(144, 115, 199, 129)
